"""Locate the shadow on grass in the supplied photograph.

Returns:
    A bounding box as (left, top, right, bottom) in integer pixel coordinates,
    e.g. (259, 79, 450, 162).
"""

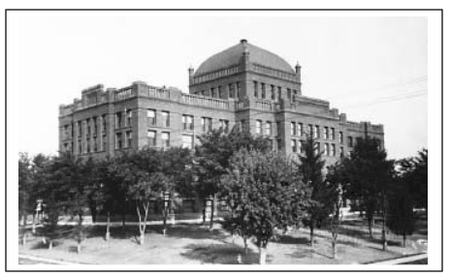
(272, 234, 310, 245)
(181, 243, 263, 264)
(166, 223, 229, 242)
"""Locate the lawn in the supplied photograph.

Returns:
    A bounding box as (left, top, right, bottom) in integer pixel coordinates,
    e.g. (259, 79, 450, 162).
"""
(19, 215, 427, 265)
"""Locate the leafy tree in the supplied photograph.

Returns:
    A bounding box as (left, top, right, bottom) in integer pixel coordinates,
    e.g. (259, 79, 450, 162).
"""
(386, 179, 415, 247)
(397, 149, 428, 213)
(220, 150, 309, 264)
(340, 137, 394, 250)
(19, 153, 33, 244)
(195, 127, 270, 229)
(296, 135, 330, 248)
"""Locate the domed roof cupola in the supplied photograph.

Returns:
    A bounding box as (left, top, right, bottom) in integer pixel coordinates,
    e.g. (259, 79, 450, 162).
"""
(194, 39, 295, 76)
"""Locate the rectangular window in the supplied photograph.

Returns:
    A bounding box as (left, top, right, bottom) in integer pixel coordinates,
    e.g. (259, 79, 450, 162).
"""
(265, 122, 272, 135)
(102, 114, 107, 134)
(220, 119, 229, 133)
(147, 109, 156, 125)
(241, 120, 246, 132)
(86, 138, 91, 153)
(229, 84, 235, 98)
(287, 88, 292, 101)
(308, 124, 313, 137)
(93, 117, 98, 137)
(218, 86, 223, 98)
(182, 134, 193, 149)
(182, 115, 194, 130)
(254, 81, 258, 98)
(324, 127, 329, 140)
(93, 137, 98, 152)
(78, 139, 82, 154)
(339, 132, 343, 144)
(271, 85, 275, 100)
(261, 83, 266, 99)
(126, 131, 132, 148)
(161, 132, 170, 148)
(291, 140, 297, 153)
(256, 120, 262, 134)
(126, 110, 132, 126)
(291, 122, 296, 136)
(340, 147, 344, 158)
(314, 125, 319, 139)
(348, 136, 353, 147)
(211, 88, 216, 98)
(331, 143, 336, 157)
(64, 125, 69, 140)
(147, 130, 156, 146)
(297, 123, 303, 137)
(161, 111, 170, 127)
(201, 117, 212, 132)
(324, 143, 330, 156)
(102, 134, 107, 151)
(300, 140, 305, 153)
(86, 119, 91, 137)
(277, 139, 282, 151)
(115, 133, 122, 149)
(278, 86, 282, 100)
(115, 112, 122, 128)
(236, 82, 241, 98)
(331, 128, 335, 140)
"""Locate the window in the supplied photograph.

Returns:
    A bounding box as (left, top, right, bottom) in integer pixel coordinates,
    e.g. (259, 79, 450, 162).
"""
(253, 81, 258, 98)
(278, 86, 282, 100)
(161, 111, 170, 127)
(339, 131, 343, 144)
(277, 139, 282, 150)
(78, 139, 82, 154)
(297, 123, 303, 137)
(236, 82, 241, 98)
(324, 143, 330, 156)
(161, 132, 170, 148)
(126, 131, 132, 148)
(314, 142, 320, 155)
(115, 112, 122, 128)
(340, 147, 344, 158)
(256, 120, 262, 134)
(241, 120, 246, 132)
(261, 83, 266, 99)
(229, 83, 235, 98)
(348, 136, 353, 147)
(211, 88, 216, 98)
(268, 139, 274, 150)
(271, 85, 275, 100)
(300, 140, 305, 153)
(102, 114, 107, 134)
(64, 125, 69, 140)
(291, 140, 297, 153)
(277, 122, 282, 136)
(201, 117, 212, 132)
(86, 138, 91, 153)
(182, 115, 194, 130)
(287, 88, 292, 101)
(220, 119, 229, 133)
(324, 127, 329, 140)
(218, 86, 223, 98)
(93, 137, 98, 152)
(115, 132, 122, 149)
(331, 144, 336, 156)
(308, 124, 313, 137)
(182, 134, 193, 149)
(291, 122, 296, 136)
(86, 119, 91, 137)
(265, 122, 272, 135)
(126, 109, 132, 126)
(93, 117, 98, 136)
(331, 128, 335, 140)
(102, 134, 107, 151)
(314, 125, 320, 139)
(147, 130, 156, 146)
(147, 109, 156, 125)
(293, 90, 297, 101)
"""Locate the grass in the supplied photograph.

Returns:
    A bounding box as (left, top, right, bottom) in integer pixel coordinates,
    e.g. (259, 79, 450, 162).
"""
(18, 214, 428, 265)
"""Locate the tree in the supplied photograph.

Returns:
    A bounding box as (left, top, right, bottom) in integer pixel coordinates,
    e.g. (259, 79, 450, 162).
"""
(296, 135, 330, 248)
(397, 149, 428, 213)
(340, 137, 394, 250)
(195, 127, 270, 230)
(386, 179, 415, 247)
(19, 153, 33, 244)
(220, 150, 309, 264)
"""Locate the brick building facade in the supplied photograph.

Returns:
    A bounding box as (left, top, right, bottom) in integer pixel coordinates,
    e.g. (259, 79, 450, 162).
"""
(59, 39, 384, 166)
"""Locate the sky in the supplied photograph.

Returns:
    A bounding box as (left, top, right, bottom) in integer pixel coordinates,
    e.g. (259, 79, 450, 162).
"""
(8, 11, 432, 159)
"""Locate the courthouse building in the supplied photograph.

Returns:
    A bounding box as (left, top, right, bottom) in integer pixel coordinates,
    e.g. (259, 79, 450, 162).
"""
(59, 39, 384, 166)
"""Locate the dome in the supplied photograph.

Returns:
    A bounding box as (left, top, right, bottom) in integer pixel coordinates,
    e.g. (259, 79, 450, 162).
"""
(194, 39, 295, 76)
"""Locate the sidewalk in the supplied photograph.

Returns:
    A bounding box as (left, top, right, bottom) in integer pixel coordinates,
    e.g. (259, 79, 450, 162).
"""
(364, 253, 428, 265)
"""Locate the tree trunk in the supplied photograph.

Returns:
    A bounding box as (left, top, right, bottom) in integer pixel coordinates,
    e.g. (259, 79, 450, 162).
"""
(331, 240, 337, 259)
(310, 224, 315, 248)
(77, 242, 81, 254)
(368, 217, 373, 238)
(90, 205, 97, 224)
(105, 211, 111, 241)
(244, 236, 248, 254)
(163, 205, 167, 235)
(209, 195, 216, 231)
(21, 214, 27, 245)
(402, 233, 406, 248)
(259, 244, 267, 265)
(32, 213, 36, 234)
(48, 240, 53, 250)
(139, 232, 145, 245)
(202, 199, 207, 225)
(382, 229, 387, 251)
